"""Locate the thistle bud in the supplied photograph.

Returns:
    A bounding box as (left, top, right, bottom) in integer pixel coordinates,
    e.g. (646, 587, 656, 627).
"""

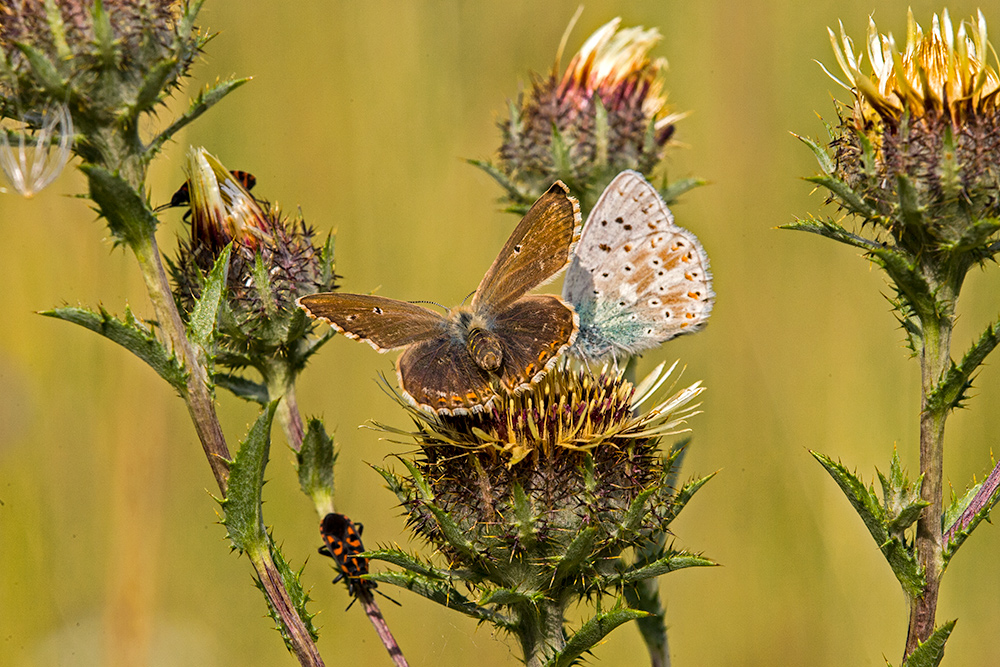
(169, 148, 337, 370)
(484, 18, 683, 212)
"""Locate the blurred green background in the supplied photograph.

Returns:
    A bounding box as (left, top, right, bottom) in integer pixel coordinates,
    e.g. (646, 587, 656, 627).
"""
(3, 1, 1000, 665)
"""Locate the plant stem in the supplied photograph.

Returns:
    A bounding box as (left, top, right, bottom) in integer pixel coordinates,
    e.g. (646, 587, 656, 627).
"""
(358, 591, 410, 667)
(249, 547, 326, 667)
(905, 302, 952, 656)
(132, 229, 326, 665)
(132, 231, 231, 491)
(520, 598, 567, 667)
(262, 359, 305, 452)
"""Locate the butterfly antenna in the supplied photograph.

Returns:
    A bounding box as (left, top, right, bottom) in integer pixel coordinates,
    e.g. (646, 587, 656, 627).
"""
(408, 300, 447, 311)
(459, 289, 477, 307)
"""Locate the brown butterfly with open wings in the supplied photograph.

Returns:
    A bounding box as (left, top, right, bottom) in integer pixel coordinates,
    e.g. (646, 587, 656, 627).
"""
(297, 182, 581, 415)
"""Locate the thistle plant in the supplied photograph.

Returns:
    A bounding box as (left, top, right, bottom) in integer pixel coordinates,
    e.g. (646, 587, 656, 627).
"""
(473, 16, 698, 217)
(789, 8, 1000, 663)
(0, 2, 344, 664)
(370, 363, 713, 667)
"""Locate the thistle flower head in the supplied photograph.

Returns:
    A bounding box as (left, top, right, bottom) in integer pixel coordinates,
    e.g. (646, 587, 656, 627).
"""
(377, 361, 705, 646)
(492, 17, 683, 211)
(0, 0, 208, 172)
(827, 9, 1000, 122)
(169, 148, 337, 368)
(0, 103, 72, 197)
(821, 9, 1000, 239)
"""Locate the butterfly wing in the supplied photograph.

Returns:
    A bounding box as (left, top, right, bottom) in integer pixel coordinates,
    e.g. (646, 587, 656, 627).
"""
(563, 170, 713, 360)
(471, 181, 580, 317)
(397, 334, 496, 414)
(297, 293, 449, 351)
(490, 294, 579, 393)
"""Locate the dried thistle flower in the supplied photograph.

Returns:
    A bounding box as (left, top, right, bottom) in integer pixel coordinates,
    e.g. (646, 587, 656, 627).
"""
(0, 103, 72, 196)
(823, 9, 1000, 239)
(479, 17, 684, 213)
(168, 147, 337, 373)
(373, 362, 712, 665)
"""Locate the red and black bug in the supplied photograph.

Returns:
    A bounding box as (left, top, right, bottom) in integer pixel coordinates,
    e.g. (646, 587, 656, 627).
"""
(318, 512, 400, 609)
(156, 170, 257, 211)
(319, 513, 375, 601)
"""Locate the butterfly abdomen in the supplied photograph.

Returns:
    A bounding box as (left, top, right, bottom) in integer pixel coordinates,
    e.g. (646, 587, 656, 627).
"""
(466, 326, 503, 372)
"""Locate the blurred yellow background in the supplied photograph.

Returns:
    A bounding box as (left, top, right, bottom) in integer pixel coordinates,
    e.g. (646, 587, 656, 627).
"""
(2, 1, 1000, 665)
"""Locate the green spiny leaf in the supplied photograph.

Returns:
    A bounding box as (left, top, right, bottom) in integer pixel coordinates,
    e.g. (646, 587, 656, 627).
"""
(398, 457, 434, 500)
(14, 42, 68, 98)
(900, 620, 956, 667)
(943, 471, 1000, 567)
(511, 483, 538, 549)
(42, 305, 186, 391)
(188, 244, 230, 354)
(812, 451, 925, 596)
(927, 317, 1000, 414)
(895, 173, 926, 237)
(480, 587, 540, 606)
(659, 178, 706, 206)
(426, 502, 481, 564)
(615, 553, 716, 583)
(265, 540, 319, 642)
(805, 174, 876, 218)
(90, 0, 117, 68)
(546, 607, 648, 667)
(366, 548, 464, 581)
(297, 418, 336, 514)
(81, 164, 157, 246)
(793, 132, 836, 175)
(467, 159, 533, 205)
(552, 527, 597, 586)
(213, 372, 268, 404)
(623, 577, 667, 666)
(620, 488, 657, 535)
(550, 124, 572, 179)
(149, 77, 250, 155)
(371, 464, 410, 506)
(251, 253, 279, 319)
(41, 0, 71, 61)
(867, 245, 936, 322)
(135, 57, 181, 115)
(593, 95, 609, 169)
(368, 570, 510, 627)
(668, 471, 716, 522)
(222, 402, 278, 553)
(781, 217, 882, 251)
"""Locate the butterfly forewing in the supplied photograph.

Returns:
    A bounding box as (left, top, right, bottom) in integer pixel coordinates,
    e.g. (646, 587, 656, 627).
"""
(472, 182, 580, 316)
(490, 295, 579, 392)
(563, 170, 713, 359)
(296, 293, 449, 351)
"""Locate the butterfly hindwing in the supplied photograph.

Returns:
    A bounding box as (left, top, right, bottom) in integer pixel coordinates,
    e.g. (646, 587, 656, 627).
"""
(472, 182, 580, 317)
(491, 294, 580, 392)
(563, 171, 713, 360)
(296, 293, 450, 351)
(397, 331, 495, 414)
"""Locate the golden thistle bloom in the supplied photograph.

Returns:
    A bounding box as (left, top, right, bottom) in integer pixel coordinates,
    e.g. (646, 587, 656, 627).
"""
(377, 361, 704, 589)
(495, 17, 683, 208)
(822, 9, 1000, 227)
(169, 148, 337, 364)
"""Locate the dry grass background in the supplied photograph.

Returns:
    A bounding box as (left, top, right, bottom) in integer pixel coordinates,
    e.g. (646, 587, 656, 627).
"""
(2, 2, 999, 665)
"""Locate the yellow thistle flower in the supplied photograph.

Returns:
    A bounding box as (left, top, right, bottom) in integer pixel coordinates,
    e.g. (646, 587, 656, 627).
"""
(818, 9, 1000, 231)
(825, 9, 1000, 122)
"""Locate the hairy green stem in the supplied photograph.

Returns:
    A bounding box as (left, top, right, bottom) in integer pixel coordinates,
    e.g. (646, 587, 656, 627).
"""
(905, 294, 953, 657)
(520, 599, 567, 667)
(131, 231, 231, 490)
(261, 359, 305, 452)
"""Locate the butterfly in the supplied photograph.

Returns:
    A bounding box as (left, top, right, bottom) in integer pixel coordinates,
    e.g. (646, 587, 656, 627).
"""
(297, 182, 581, 415)
(562, 170, 713, 361)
